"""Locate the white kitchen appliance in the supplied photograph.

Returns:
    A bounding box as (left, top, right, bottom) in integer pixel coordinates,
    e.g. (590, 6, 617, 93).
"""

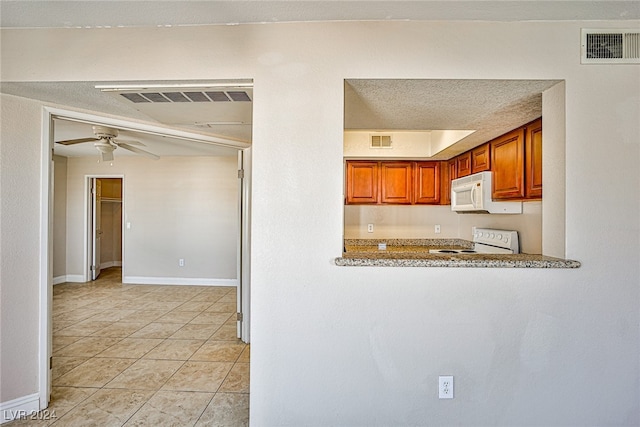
(429, 227, 520, 254)
(450, 171, 522, 214)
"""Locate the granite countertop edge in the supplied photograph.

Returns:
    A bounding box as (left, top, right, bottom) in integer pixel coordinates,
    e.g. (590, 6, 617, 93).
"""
(337, 239, 581, 268)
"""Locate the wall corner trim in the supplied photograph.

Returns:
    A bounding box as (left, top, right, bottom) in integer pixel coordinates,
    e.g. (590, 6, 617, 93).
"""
(0, 393, 41, 424)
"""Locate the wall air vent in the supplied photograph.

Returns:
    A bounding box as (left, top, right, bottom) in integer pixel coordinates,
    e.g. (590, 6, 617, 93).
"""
(119, 90, 252, 103)
(370, 134, 392, 148)
(582, 29, 640, 64)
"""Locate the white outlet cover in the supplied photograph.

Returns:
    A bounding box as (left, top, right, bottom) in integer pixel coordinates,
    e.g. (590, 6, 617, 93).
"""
(439, 375, 454, 399)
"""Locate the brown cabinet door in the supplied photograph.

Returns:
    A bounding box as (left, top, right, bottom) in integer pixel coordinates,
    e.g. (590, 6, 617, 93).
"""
(471, 143, 491, 174)
(447, 158, 457, 181)
(456, 152, 471, 177)
(346, 161, 378, 204)
(380, 162, 413, 204)
(440, 160, 451, 205)
(414, 161, 441, 204)
(526, 118, 543, 199)
(491, 128, 525, 199)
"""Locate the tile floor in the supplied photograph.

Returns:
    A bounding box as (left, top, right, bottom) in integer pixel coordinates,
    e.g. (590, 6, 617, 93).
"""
(7, 267, 249, 426)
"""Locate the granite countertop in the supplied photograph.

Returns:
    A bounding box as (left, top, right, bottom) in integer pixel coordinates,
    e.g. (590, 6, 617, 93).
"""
(336, 239, 581, 268)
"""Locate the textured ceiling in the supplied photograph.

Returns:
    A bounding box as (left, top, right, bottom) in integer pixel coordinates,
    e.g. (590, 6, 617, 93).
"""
(3, 78, 557, 159)
(53, 118, 242, 159)
(345, 79, 560, 157)
(1, 80, 251, 158)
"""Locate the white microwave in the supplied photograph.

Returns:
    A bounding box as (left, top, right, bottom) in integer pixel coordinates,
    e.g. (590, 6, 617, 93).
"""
(451, 172, 522, 214)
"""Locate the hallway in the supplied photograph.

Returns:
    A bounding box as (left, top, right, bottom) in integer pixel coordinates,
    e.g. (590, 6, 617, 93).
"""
(8, 268, 249, 426)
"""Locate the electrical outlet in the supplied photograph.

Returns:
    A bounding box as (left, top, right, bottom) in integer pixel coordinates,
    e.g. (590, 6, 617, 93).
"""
(179, 259, 185, 267)
(367, 224, 374, 233)
(439, 376, 453, 399)
(435, 224, 441, 234)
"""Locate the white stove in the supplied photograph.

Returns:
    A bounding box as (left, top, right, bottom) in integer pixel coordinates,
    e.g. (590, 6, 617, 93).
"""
(429, 227, 519, 254)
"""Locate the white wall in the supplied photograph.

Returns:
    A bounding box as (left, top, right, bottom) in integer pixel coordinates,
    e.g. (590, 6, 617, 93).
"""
(53, 155, 67, 280)
(345, 202, 542, 254)
(1, 20, 639, 425)
(0, 94, 43, 404)
(344, 130, 476, 158)
(64, 156, 239, 284)
(344, 131, 431, 157)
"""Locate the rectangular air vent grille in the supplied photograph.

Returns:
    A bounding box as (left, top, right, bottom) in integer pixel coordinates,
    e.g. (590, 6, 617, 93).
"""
(371, 134, 392, 148)
(120, 90, 252, 103)
(582, 29, 640, 64)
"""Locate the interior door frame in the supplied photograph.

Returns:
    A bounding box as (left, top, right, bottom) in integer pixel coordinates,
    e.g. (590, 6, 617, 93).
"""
(39, 106, 251, 409)
(86, 176, 125, 282)
(238, 147, 252, 342)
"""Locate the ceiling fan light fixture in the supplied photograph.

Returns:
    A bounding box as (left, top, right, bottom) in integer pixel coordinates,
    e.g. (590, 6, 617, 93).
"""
(92, 125, 118, 139)
(94, 140, 116, 154)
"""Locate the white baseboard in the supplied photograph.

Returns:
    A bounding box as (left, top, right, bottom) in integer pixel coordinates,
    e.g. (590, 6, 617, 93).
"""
(100, 261, 122, 269)
(1, 393, 40, 424)
(123, 276, 237, 287)
(53, 274, 85, 285)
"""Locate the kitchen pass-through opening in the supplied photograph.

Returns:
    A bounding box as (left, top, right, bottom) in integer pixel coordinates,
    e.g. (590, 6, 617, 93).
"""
(342, 78, 566, 258)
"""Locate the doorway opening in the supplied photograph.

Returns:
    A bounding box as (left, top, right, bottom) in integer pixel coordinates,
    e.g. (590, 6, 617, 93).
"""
(89, 177, 123, 282)
(43, 106, 252, 410)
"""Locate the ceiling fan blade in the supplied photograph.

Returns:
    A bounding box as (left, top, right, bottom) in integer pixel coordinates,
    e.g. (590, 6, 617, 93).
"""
(117, 143, 160, 160)
(114, 139, 144, 146)
(56, 137, 98, 145)
(101, 150, 114, 162)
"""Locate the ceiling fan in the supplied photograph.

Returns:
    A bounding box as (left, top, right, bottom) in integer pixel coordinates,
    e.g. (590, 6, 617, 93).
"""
(56, 125, 160, 161)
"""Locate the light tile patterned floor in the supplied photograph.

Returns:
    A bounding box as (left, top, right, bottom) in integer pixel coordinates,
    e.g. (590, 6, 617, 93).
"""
(7, 267, 249, 426)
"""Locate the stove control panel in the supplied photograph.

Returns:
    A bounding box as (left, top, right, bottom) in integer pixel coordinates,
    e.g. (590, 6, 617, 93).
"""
(472, 227, 519, 253)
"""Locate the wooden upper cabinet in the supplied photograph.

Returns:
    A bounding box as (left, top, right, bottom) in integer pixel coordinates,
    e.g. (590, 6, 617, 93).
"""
(447, 158, 457, 182)
(471, 143, 490, 174)
(346, 120, 542, 205)
(491, 128, 525, 199)
(345, 161, 378, 204)
(414, 162, 441, 204)
(380, 162, 413, 204)
(456, 152, 472, 177)
(345, 160, 446, 205)
(440, 160, 452, 205)
(525, 118, 543, 199)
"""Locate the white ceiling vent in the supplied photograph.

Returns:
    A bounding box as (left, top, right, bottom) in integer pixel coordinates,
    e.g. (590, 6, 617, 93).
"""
(119, 90, 252, 103)
(370, 134, 392, 148)
(581, 29, 640, 64)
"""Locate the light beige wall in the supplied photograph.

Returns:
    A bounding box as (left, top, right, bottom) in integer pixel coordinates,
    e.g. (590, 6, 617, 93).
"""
(0, 94, 43, 401)
(344, 202, 542, 253)
(344, 131, 431, 158)
(53, 155, 67, 279)
(1, 20, 639, 425)
(65, 156, 238, 282)
(542, 82, 566, 257)
(344, 130, 475, 158)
